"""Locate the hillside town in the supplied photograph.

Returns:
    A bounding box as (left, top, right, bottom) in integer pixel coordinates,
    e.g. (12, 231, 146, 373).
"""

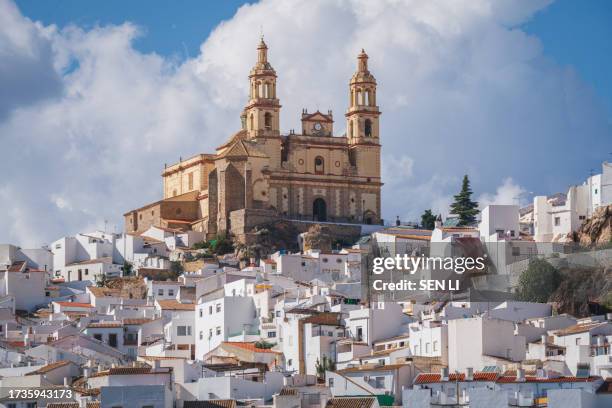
(0, 41, 611, 408)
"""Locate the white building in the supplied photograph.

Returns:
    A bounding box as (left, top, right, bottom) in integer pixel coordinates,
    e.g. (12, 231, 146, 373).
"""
(195, 293, 257, 359)
(479, 205, 520, 241)
(447, 316, 526, 372)
(534, 161, 612, 242)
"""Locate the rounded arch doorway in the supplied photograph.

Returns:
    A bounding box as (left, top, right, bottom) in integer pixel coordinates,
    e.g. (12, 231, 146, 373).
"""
(313, 198, 327, 222)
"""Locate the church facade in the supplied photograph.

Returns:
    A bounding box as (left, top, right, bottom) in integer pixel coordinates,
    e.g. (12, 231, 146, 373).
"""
(125, 39, 382, 239)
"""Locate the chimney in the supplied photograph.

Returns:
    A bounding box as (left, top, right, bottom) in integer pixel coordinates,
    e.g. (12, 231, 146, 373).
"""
(597, 335, 604, 346)
(98, 364, 103, 373)
(83, 367, 90, 378)
(441, 367, 449, 381)
(465, 367, 473, 381)
(63, 377, 70, 387)
(516, 368, 525, 382)
(153, 359, 161, 370)
(541, 334, 547, 344)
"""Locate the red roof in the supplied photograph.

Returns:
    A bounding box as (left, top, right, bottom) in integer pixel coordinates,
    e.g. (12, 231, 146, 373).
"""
(222, 342, 280, 354)
(54, 301, 94, 308)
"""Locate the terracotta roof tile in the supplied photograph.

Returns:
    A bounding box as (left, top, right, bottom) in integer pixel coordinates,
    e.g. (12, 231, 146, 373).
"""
(222, 342, 281, 354)
(184, 401, 237, 408)
(86, 321, 123, 329)
(157, 300, 195, 311)
(26, 360, 71, 375)
(326, 397, 376, 408)
(54, 301, 94, 308)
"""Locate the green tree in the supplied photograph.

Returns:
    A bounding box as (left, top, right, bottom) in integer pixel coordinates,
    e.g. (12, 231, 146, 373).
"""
(95, 273, 108, 288)
(517, 258, 563, 303)
(212, 235, 234, 255)
(421, 209, 437, 230)
(169, 261, 184, 279)
(315, 356, 336, 381)
(450, 175, 479, 226)
(121, 261, 133, 276)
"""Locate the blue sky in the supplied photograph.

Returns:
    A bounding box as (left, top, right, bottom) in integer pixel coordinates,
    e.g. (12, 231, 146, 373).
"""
(2, 0, 611, 246)
(16, 0, 612, 119)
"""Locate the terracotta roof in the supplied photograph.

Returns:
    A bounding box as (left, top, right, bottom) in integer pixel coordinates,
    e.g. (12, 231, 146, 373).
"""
(279, 387, 298, 396)
(222, 342, 281, 354)
(89, 366, 171, 378)
(157, 300, 195, 311)
(326, 397, 376, 408)
(554, 322, 606, 336)
(54, 301, 94, 308)
(414, 372, 498, 384)
(48, 402, 99, 408)
(123, 318, 156, 325)
(26, 360, 71, 375)
(152, 280, 183, 285)
(441, 227, 478, 232)
(66, 257, 112, 266)
(7, 261, 26, 272)
(86, 321, 123, 329)
(338, 363, 409, 373)
(184, 401, 237, 408)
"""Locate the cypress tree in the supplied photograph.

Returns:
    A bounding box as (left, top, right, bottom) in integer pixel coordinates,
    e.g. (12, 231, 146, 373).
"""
(450, 175, 479, 226)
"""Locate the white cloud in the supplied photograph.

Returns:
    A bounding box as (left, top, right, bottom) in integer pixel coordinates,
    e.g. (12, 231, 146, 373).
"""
(478, 177, 528, 208)
(0, 0, 610, 246)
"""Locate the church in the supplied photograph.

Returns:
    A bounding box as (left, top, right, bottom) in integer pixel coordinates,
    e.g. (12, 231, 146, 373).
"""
(124, 39, 382, 240)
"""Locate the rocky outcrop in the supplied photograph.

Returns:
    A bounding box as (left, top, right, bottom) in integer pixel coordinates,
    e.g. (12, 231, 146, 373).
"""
(577, 205, 612, 247)
(302, 224, 333, 252)
(549, 266, 612, 317)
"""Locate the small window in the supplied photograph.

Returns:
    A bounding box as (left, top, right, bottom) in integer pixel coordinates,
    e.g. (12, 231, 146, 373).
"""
(209, 305, 213, 314)
(168, 289, 174, 297)
(216, 304, 222, 313)
(216, 326, 221, 335)
(314, 156, 324, 174)
(322, 258, 328, 263)
(554, 217, 561, 226)
(199, 309, 203, 318)
(328, 377, 334, 387)
(364, 119, 372, 137)
(158, 289, 164, 296)
(267, 331, 276, 338)
(512, 247, 520, 256)
(264, 112, 272, 130)
(199, 331, 203, 340)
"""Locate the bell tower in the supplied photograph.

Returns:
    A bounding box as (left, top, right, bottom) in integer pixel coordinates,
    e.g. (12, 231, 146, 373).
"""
(346, 49, 380, 143)
(346, 50, 381, 182)
(244, 38, 281, 139)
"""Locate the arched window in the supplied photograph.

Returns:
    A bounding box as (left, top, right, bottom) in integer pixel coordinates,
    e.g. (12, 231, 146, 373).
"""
(349, 121, 353, 138)
(264, 112, 272, 130)
(314, 156, 324, 174)
(250, 114, 254, 130)
(364, 119, 372, 137)
(255, 81, 261, 98)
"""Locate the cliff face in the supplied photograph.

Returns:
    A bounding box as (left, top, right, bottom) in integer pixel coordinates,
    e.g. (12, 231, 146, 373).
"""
(577, 204, 612, 247)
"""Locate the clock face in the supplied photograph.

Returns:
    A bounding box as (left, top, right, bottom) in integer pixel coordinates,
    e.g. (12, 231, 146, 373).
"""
(314, 122, 322, 131)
